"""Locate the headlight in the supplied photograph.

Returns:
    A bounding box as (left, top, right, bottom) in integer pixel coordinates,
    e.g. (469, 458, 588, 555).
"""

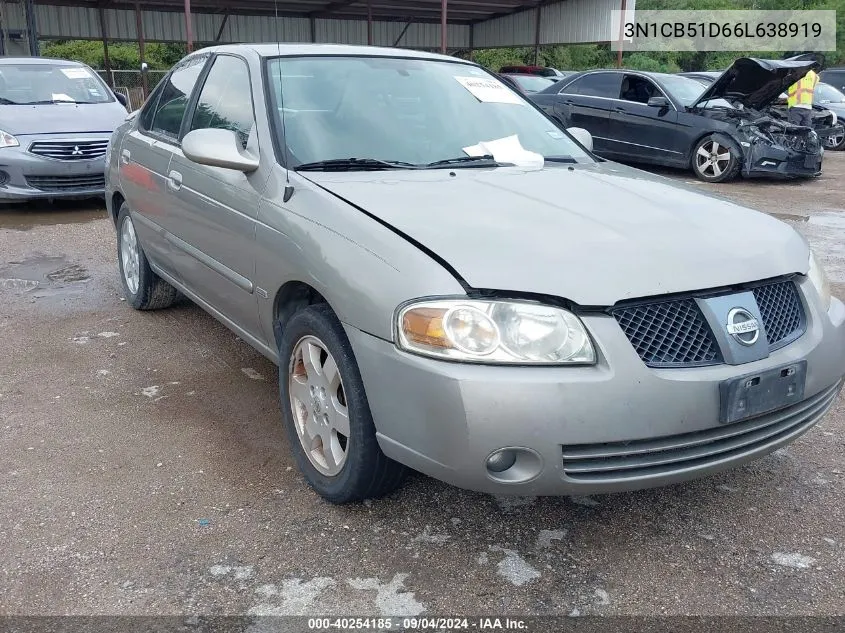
(807, 250, 831, 311)
(396, 299, 595, 364)
(0, 129, 19, 148)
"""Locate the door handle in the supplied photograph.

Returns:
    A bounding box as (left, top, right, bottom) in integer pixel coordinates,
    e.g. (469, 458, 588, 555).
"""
(167, 170, 183, 191)
(614, 106, 626, 112)
(120, 149, 131, 164)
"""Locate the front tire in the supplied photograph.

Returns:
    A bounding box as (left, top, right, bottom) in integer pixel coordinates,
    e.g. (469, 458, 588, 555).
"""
(278, 304, 406, 503)
(691, 136, 741, 182)
(116, 203, 178, 310)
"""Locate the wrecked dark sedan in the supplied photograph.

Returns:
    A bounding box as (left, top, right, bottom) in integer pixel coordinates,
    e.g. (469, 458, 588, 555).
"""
(532, 58, 826, 182)
(679, 70, 844, 150)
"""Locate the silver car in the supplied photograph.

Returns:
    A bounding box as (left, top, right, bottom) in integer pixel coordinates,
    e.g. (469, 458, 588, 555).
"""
(105, 45, 845, 503)
(0, 58, 129, 202)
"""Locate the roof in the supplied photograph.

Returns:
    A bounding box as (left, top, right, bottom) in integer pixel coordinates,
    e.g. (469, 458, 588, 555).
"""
(0, 57, 85, 66)
(207, 42, 472, 60)
(35, 0, 540, 24)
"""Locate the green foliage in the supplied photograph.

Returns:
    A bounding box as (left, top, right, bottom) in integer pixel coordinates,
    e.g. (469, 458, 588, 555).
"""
(41, 40, 186, 70)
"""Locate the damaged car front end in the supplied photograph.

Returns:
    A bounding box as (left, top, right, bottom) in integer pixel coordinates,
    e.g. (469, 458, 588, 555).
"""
(690, 58, 833, 178)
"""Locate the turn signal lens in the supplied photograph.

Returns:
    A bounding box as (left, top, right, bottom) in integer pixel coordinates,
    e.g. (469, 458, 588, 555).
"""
(0, 129, 19, 148)
(808, 250, 831, 311)
(397, 299, 595, 365)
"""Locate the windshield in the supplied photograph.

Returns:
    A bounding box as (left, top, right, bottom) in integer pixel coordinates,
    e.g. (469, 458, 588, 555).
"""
(817, 83, 845, 103)
(659, 74, 734, 109)
(509, 75, 557, 92)
(0, 64, 112, 105)
(266, 56, 592, 168)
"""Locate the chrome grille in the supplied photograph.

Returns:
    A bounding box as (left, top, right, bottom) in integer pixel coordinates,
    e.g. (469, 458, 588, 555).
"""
(28, 140, 109, 161)
(561, 379, 843, 483)
(753, 281, 806, 350)
(612, 299, 720, 368)
(26, 174, 105, 192)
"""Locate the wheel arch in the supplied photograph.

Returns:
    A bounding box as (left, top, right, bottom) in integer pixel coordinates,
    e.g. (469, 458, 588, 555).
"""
(271, 280, 330, 350)
(110, 191, 126, 226)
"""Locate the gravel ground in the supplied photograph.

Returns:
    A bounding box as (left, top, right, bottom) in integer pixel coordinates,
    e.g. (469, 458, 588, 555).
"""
(1, 154, 844, 618)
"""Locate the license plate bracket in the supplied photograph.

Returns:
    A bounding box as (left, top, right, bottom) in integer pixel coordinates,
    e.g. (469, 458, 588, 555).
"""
(719, 361, 807, 424)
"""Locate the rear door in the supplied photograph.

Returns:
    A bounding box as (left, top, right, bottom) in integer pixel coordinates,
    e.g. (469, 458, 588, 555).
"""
(607, 74, 683, 164)
(118, 54, 210, 281)
(166, 53, 264, 337)
(549, 72, 621, 155)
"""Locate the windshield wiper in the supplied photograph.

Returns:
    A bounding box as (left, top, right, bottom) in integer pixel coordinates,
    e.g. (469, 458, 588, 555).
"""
(16, 100, 77, 105)
(294, 158, 418, 171)
(544, 155, 577, 163)
(424, 155, 505, 168)
(0, 97, 20, 105)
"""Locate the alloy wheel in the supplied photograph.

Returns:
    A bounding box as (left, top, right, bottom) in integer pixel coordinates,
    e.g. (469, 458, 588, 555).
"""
(825, 132, 845, 149)
(695, 140, 732, 178)
(120, 216, 140, 295)
(288, 335, 350, 476)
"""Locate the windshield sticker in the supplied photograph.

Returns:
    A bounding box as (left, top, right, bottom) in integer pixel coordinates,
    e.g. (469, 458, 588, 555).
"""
(60, 68, 91, 79)
(51, 93, 76, 102)
(454, 76, 524, 105)
(463, 135, 544, 169)
(88, 89, 102, 97)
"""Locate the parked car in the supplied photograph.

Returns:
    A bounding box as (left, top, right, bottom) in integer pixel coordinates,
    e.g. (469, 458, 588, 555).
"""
(679, 70, 844, 150)
(499, 65, 571, 79)
(0, 57, 129, 203)
(820, 67, 845, 93)
(106, 44, 845, 503)
(498, 73, 558, 94)
(814, 82, 845, 149)
(533, 58, 826, 182)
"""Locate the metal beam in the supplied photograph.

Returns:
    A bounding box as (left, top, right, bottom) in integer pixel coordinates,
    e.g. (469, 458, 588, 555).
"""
(99, 5, 113, 86)
(532, 3, 540, 64)
(310, 15, 316, 41)
(214, 10, 228, 40)
(367, 0, 372, 44)
(184, 0, 193, 51)
(392, 18, 412, 46)
(135, 1, 147, 96)
(24, 0, 39, 56)
(440, 0, 446, 53)
(0, 1, 7, 56)
(616, 0, 625, 67)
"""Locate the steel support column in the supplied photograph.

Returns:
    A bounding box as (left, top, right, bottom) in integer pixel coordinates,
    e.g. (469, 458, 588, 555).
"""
(135, 2, 148, 97)
(0, 1, 7, 57)
(440, 0, 447, 54)
(99, 6, 113, 87)
(468, 22, 474, 60)
(24, 0, 39, 56)
(367, 0, 372, 45)
(184, 0, 194, 52)
(310, 16, 316, 42)
(533, 5, 541, 65)
(616, 0, 626, 68)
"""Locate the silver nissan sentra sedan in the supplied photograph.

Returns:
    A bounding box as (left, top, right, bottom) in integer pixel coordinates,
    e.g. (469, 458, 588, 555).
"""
(105, 44, 845, 503)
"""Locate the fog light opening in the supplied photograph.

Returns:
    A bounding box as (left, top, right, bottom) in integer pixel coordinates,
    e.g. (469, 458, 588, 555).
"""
(0, 171, 9, 187)
(486, 449, 517, 473)
(484, 447, 543, 483)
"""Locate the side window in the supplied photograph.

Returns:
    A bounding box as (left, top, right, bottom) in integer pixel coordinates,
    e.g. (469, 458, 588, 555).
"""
(189, 55, 255, 149)
(620, 74, 658, 104)
(148, 55, 208, 141)
(560, 73, 622, 98)
(138, 81, 166, 130)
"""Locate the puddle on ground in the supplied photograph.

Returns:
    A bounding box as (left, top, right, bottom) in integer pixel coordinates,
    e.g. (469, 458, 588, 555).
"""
(0, 206, 106, 231)
(0, 254, 90, 297)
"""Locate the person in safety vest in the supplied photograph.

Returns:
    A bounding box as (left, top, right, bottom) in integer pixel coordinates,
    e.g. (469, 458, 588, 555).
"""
(786, 69, 819, 127)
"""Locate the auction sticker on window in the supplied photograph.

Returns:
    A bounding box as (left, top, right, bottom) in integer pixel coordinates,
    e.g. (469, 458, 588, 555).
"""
(454, 76, 524, 105)
(61, 67, 92, 79)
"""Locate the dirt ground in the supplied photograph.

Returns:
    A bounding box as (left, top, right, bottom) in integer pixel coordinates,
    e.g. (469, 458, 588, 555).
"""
(1, 154, 844, 618)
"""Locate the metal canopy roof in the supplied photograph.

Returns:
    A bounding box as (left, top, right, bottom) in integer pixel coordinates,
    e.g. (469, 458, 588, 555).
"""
(33, 0, 542, 24)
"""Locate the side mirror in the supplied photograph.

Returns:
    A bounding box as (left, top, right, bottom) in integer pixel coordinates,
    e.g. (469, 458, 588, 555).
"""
(566, 127, 593, 152)
(647, 96, 669, 108)
(114, 92, 128, 108)
(182, 128, 259, 172)
(140, 62, 149, 73)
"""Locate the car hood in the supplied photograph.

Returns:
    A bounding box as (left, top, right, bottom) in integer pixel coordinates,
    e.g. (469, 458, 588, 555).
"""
(692, 57, 820, 110)
(0, 102, 127, 135)
(304, 163, 808, 306)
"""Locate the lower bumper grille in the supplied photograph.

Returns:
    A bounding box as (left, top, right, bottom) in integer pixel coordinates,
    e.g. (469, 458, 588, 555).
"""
(561, 379, 843, 482)
(26, 174, 105, 192)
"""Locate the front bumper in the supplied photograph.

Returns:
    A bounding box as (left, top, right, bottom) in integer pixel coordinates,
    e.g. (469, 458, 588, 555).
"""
(0, 136, 109, 202)
(742, 143, 823, 179)
(347, 279, 845, 495)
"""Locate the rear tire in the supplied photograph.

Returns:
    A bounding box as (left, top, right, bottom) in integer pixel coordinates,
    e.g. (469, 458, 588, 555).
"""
(116, 203, 178, 310)
(278, 304, 406, 503)
(825, 130, 845, 150)
(691, 135, 741, 183)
